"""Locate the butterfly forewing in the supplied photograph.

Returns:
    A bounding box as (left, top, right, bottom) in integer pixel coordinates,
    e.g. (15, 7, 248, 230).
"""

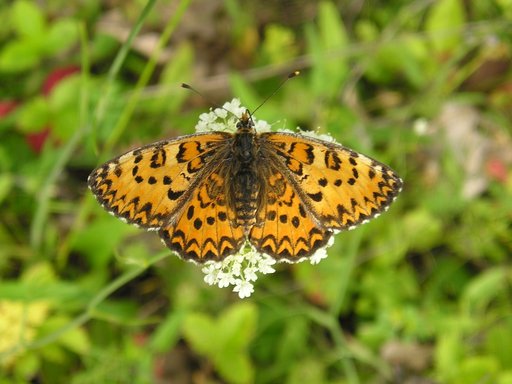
(88, 132, 230, 229)
(260, 132, 403, 230)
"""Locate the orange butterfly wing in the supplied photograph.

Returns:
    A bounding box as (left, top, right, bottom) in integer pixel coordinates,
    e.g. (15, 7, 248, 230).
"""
(261, 132, 402, 230)
(247, 132, 402, 261)
(89, 127, 402, 263)
(159, 169, 245, 261)
(248, 168, 332, 260)
(88, 132, 230, 229)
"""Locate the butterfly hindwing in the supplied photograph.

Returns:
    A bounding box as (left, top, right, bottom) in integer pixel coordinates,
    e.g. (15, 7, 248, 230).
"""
(159, 169, 245, 261)
(260, 132, 402, 231)
(88, 132, 230, 229)
(249, 166, 333, 261)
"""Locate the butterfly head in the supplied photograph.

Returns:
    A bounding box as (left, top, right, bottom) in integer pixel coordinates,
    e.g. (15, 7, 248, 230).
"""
(236, 109, 255, 132)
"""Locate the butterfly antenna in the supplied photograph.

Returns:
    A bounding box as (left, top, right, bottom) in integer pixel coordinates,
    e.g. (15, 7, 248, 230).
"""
(251, 70, 300, 116)
(181, 83, 235, 118)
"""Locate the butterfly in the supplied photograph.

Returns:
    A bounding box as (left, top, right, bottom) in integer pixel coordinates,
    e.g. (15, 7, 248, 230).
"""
(88, 108, 402, 263)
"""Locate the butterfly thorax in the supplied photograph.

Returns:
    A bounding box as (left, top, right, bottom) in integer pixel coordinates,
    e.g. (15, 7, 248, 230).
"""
(228, 111, 262, 230)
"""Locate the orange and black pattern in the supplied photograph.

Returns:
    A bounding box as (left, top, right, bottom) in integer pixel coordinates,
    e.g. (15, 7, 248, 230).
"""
(88, 111, 402, 262)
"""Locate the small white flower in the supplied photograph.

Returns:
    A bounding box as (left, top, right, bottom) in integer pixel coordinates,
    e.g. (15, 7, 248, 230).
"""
(244, 266, 258, 282)
(203, 271, 217, 285)
(255, 119, 272, 132)
(214, 108, 228, 119)
(309, 248, 328, 265)
(310, 236, 335, 265)
(258, 256, 276, 274)
(230, 260, 242, 276)
(233, 279, 254, 299)
(300, 128, 337, 143)
(199, 112, 217, 123)
(222, 99, 245, 117)
(198, 245, 280, 298)
(202, 262, 221, 285)
(413, 118, 429, 136)
(195, 121, 208, 132)
(217, 271, 235, 288)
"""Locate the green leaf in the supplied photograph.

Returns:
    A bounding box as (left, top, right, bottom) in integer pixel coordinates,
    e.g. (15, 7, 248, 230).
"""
(182, 304, 257, 384)
(161, 42, 194, 85)
(157, 42, 194, 113)
(48, 75, 81, 141)
(294, 248, 353, 308)
(435, 329, 463, 381)
(217, 302, 257, 352)
(275, 316, 309, 367)
(216, 303, 257, 383)
(0, 173, 13, 204)
(286, 358, 325, 384)
(458, 356, 499, 383)
(486, 321, 512, 369)
(58, 325, 90, 355)
(363, 35, 429, 88)
(400, 209, 443, 252)
(17, 96, 50, 133)
(261, 24, 298, 64)
(498, 371, 512, 384)
(48, 73, 81, 111)
(318, 1, 348, 49)
(44, 19, 79, 55)
(306, 1, 349, 99)
(0, 40, 41, 72)
(425, 0, 465, 54)
(150, 309, 186, 353)
(70, 216, 136, 269)
(11, 0, 46, 38)
(229, 73, 260, 111)
(182, 312, 217, 355)
(22, 262, 57, 283)
(461, 267, 508, 313)
(13, 352, 41, 380)
(496, 0, 512, 19)
(92, 300, 139, 323)
(217, 351, 253, 384)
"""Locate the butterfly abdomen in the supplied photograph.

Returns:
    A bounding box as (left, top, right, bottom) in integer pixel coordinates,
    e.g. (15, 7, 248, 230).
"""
(231, 169, 260, 227)
(229, 129, 261, 229)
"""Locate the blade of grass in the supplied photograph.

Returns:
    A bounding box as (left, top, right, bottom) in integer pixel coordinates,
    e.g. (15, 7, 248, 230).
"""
(92, 0, 159, 144)
(102, 0, 192, 154)
(329, 229, 363, 316)
(29, 21, 89, 251)
(53, 23, 92, 270)
(30, 0, 159, 251)
(305, 306, 360, 384)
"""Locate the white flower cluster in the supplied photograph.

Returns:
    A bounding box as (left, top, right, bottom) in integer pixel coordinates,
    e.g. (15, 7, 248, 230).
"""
(202, 245, 276, 298)
(195, 99, 272, 133)
(194, 99, 334, 298)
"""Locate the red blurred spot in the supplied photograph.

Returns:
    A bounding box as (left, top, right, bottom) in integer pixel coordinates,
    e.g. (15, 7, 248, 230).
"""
(42, 66, 80, 96)
(0, 100, 18, 117)
(153, 356, 165, 379)
(486, 158, 508, 183)
(26, 127, 51, 153)
(133, 332, 148, 346)
(24, 66, 80, 153)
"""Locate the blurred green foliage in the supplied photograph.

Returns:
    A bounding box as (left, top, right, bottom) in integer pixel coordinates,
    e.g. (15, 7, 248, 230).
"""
(1, 0, 511, 383)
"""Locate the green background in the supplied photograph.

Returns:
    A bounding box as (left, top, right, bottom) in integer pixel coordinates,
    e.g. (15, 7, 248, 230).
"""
(0, 0, 511, 383)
